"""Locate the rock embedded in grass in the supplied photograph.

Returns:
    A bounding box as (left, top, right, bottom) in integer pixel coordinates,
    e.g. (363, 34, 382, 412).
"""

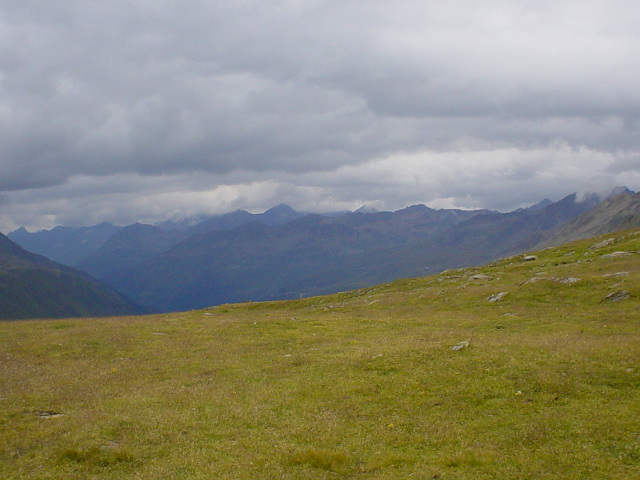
(35, 410, 64, 419)
(470, 274, 492, 281)
(558, 277, 581, 284)
(602, 272, 629, 278)
(450, 341, 470, 351)
(603, 251, 635, 258)
(487, 292, 508, 302)
(590, 238, 615, 250)
(603, 290, 631, 302)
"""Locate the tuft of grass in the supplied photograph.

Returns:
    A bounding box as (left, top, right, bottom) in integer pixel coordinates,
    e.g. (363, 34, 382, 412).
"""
(59, 444, 136, 467)
(286, 448, 350, 473)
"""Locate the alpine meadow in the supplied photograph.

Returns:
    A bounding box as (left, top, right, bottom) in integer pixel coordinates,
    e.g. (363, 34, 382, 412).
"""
(2, 229, 640, 479)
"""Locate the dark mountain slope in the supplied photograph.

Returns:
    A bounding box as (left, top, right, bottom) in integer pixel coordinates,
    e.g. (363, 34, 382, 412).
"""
(0, 233, 143, 320)
(77, 223, 187, 279)
(540, 190, 640, 247)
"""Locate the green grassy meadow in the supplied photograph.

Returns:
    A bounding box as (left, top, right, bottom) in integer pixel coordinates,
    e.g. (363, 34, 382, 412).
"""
(2, 231, 640, 479)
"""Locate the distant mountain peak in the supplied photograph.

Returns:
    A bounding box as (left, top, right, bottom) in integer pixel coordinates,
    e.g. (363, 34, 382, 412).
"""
(398, 204, 431, 213)
(576, 185, 634, 204)
(609, 186, 634, 197)
(265, 203, 295, 213)
(258, 204, 303, 225)
(354, 205, 378, 214)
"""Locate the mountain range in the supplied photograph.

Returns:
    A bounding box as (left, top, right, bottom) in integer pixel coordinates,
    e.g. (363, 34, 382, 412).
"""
(5, 188, 640, 316)
(102, 204, 486, 311)
(8, 222, 121, 266)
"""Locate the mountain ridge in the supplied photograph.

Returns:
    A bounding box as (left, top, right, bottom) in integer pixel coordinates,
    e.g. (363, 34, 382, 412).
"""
(7, 222, 121, 266)
(6, 189, 636, 314)
(539, 190, 640, 247)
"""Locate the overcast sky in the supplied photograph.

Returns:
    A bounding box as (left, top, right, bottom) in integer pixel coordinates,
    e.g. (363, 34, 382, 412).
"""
(1, 0, 640, 232)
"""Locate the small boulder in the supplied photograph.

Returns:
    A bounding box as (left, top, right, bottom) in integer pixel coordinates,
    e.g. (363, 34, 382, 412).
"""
(558, 277, 581, 284)
(522, 255, 538, 262)
(603, 251, 633, 258)
(451, 341, 470, 351)
(590, 238, 615, 250)
(602, 272, 629, 278)
(487, 292, 508, 302)
(603, 290, 630, 302)
(471, 274, 492, 281)
(521, 277, 546, 285)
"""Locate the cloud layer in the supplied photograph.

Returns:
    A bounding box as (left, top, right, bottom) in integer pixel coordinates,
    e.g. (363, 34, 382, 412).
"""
(1, 0, 640, 230)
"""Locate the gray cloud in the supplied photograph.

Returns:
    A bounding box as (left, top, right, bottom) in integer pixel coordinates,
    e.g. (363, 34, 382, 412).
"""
(605, 155, 640, 174)
(1, 0, 640, 230)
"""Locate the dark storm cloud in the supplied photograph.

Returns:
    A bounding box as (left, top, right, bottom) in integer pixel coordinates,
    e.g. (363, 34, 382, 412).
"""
(1, 0, 640, 229)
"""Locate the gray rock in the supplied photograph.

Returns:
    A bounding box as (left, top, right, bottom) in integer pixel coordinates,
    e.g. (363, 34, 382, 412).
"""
(522, 255, 538, 262)
(590, 238, 615, 250)
(471, 274, 493, 280)
(602, 251, 634, 258)
(522, 277, 547, 285)
(488, 292, 508, 302)
(602, 272, 629, 278)
(451, 341, 470, 351)
(603, 290, 630, 302)
(558, 277, 581, 284)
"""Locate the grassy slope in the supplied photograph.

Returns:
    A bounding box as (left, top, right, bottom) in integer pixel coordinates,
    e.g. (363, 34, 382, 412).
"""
(1, 230, 640, 479)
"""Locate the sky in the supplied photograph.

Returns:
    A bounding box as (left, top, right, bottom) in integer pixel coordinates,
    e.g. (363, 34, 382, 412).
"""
(1, 0, 640, 232)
